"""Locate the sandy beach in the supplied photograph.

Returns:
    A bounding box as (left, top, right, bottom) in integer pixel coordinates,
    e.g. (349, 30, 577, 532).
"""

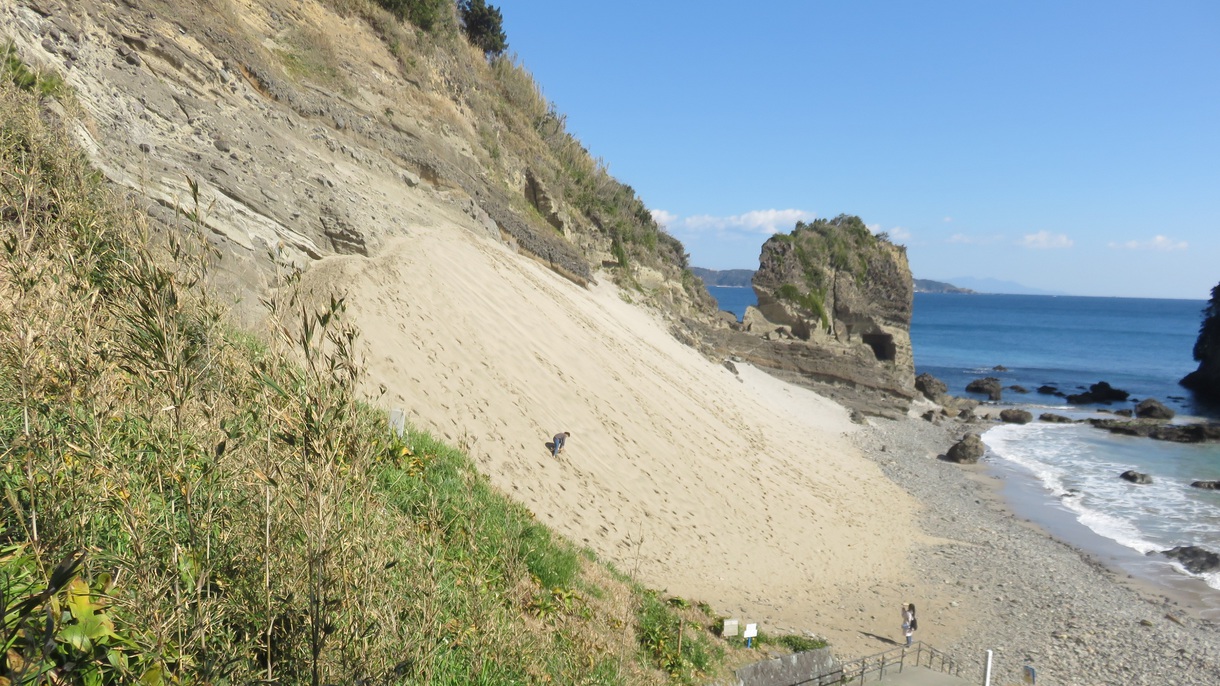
(298, 220, 1220, 684)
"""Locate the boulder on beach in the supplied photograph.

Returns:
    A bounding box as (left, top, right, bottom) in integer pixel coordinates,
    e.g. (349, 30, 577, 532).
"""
(966, 377, 1002, 401)
(944, 433, 985, 464)
(915, 372, 948, 402)
(1190, 480, 1220, 490)
(999, 409, 1033, 424)
(1163, 546, 1220, 575)
(1119, 470, 1153, 484)
(1135, 398, 1175, 420)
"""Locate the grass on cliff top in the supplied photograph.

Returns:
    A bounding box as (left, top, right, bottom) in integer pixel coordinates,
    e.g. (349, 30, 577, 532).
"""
(0, 58, 803, 685)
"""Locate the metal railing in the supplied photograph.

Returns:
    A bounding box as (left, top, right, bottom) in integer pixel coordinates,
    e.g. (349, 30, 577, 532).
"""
(792, 642, 962, 686)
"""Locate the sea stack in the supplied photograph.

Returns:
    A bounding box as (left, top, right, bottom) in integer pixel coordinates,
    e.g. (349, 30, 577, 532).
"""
(708, 215, 916, 418)
(1181, 282, 1220, 401)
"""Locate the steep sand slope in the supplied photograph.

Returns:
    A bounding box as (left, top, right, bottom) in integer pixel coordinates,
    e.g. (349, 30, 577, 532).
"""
(299, 221, 948, 656)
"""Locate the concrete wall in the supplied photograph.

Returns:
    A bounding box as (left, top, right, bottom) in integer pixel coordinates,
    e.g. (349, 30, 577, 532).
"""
(728, 648, 840, 686)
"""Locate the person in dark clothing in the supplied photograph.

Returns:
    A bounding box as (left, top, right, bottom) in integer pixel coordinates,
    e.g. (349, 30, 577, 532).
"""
(552, 431, 570, 457)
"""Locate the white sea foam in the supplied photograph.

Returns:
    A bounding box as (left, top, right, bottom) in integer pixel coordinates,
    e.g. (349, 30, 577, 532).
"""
(984, 423, 1220, 583)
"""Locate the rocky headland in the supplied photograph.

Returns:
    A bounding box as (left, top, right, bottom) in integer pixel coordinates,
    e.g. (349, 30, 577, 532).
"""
(704, 215, 917, 418)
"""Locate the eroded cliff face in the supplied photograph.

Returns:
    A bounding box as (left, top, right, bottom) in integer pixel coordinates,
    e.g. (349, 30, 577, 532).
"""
(1, 0, 713, 325)
(707, 215, 916, 417)
(1181, 282, 1220, 402)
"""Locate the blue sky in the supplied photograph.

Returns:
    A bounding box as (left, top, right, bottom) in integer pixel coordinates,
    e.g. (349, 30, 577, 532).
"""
(501, 1, 1218, 299)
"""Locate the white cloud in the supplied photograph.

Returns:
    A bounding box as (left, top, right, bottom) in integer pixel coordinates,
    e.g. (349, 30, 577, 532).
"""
(1019, 231, 1073, 249)
(947, 232, 1002, 245)
(1107, 235, 1188, 251)
(650, 209, 678, 228)
(660, 208, 815, 236)
(943, 216, 954, 223)
(889, 226, 912, 241)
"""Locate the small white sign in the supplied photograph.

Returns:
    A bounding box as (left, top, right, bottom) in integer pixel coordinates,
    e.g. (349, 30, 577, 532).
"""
(743, 623, 758, 639)
(722, 619, 739, 637)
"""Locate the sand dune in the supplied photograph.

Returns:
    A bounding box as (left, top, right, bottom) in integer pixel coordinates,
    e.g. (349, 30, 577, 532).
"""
(299, 220, 950, 655)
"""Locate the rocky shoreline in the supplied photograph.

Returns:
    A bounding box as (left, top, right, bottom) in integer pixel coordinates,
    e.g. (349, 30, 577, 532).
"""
(853, 413, 1220, 685)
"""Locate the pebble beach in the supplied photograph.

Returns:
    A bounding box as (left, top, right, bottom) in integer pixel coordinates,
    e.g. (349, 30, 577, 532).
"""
(856, 413, 1220, 685)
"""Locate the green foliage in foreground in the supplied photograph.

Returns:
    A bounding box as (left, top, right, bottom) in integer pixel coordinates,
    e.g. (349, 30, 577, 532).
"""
(0, 74, 747, 685)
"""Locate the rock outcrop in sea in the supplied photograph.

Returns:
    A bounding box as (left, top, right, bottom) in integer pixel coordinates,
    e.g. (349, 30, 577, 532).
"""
(1181, 282, 1220, 401)
(705, 215, 916, 417)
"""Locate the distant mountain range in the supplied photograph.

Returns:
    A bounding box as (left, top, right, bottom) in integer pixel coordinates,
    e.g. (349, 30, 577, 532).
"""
(690, 267, 754, 288)
(944, 277, 1066, 296)
(913, 279, 975, 294)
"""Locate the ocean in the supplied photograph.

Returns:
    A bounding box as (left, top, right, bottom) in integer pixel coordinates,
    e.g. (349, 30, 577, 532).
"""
(706, 286, 757, 321)
(911, 293, 1220, 601)
(707, 287, 1220, 599)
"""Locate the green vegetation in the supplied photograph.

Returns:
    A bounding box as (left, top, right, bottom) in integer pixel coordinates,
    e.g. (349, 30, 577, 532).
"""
(459, 0, 507, 57)
(374, 0, 453, 32)
(3, 39, 67, 99)
(0, 63, 760, 685)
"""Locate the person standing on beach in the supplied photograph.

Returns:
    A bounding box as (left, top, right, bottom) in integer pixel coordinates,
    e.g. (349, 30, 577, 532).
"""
(902, 603, 916, 647)
(552, 431, 570, 458)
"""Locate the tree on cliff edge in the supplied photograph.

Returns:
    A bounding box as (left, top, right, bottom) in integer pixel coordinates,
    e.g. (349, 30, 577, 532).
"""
(460, 0, 508, 57)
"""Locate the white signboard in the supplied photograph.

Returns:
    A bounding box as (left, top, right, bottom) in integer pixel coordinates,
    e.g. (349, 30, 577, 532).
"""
(743, 623, 758, 639)
(722, 619, 739, 637)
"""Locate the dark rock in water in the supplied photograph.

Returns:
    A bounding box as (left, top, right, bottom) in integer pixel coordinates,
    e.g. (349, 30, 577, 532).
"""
(1008, 385, 1029, 394)
(999, 409, 1033, 424)
(1120, 470, 1153, 484)
(1114, 409, 1133, 418)
(1163, 546, 1220, 575)
(1089, 419, 1220, 443)
(1039, 413, 1074, 424)
(1067, 381, 1131, 405)
(944, 433, 985, 464)
(1191, 480, 1220, 490)
(966, 377, 1002, 401)
(992, 365, 1008, 371)
(1135, 398, 1175, 420)
(1036, 385, 1059, 395)
(915, 373, 948, 402)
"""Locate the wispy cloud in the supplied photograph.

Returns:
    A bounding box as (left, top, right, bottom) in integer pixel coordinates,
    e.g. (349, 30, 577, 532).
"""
(651, 208, 815, 236)
(1108, 235, 1188, 251)
(946, 232, 1003, 245)
(1019, 231, 1073, 249)
(943, 216, 953, 223)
